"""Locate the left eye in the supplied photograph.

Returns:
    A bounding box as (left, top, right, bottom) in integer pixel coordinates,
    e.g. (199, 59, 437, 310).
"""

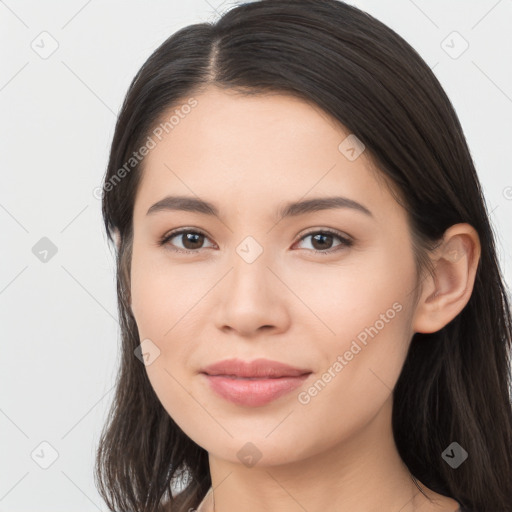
(295, 230, 353, 253)
(159, 228, 353, 254)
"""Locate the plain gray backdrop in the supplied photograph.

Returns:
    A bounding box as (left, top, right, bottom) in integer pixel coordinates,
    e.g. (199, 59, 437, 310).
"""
(1, 0, 511, 510)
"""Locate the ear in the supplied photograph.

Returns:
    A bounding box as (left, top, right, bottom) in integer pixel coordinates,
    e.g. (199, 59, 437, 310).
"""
(412, 223, 481, 334)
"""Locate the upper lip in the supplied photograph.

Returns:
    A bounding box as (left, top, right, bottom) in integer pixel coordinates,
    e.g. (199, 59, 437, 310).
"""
(201, 358, 312, 378)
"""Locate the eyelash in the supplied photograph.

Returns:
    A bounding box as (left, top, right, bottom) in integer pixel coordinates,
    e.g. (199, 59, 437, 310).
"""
(158, 227, 353, 255)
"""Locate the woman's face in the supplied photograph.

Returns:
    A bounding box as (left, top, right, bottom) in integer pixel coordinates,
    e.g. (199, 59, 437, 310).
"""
(129, 86, 421, 466)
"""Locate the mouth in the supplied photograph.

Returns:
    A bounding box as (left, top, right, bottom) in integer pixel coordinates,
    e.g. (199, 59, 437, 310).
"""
(200, 358, 312, 407)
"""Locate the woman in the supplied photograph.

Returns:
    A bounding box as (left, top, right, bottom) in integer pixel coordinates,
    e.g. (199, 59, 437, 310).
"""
(95, 1, 512, 511)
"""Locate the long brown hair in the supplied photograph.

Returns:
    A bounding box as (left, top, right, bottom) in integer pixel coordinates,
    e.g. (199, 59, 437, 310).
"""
(95, 1, 512, 510)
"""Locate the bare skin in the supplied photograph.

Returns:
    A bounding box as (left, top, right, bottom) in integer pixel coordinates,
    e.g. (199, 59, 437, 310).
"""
(126, 85, 480, 512)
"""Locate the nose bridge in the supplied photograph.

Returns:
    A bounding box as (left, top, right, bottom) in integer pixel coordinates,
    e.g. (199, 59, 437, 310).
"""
(212, 231, 288, 334)
(229, 232, 274, 295)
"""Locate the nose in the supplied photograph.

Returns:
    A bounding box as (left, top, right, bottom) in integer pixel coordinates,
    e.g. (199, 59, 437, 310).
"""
(213, 250, 291, 338)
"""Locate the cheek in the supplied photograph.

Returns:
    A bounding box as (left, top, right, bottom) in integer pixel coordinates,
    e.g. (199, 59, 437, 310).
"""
(129, 246, 206, 382)
(296, 248, 416, 414)
(130, 266, 195, 374)
(289, 301, 412, 460)
(290, 249, 414, 348)
(130, 244, 190, 337)
(130, 256, 204, 436)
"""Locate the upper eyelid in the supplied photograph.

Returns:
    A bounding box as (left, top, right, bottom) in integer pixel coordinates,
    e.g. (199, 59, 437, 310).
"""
(163, 228, 216, 246)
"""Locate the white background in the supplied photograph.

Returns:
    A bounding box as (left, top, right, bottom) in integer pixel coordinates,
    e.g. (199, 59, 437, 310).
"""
(1, 0, 511, 510)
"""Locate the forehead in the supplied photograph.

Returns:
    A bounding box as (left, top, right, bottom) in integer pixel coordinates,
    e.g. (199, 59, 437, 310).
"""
(132, 86, 400, 224)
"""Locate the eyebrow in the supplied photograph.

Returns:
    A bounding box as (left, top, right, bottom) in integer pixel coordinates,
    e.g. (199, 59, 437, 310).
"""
(146, 195, 373, 220)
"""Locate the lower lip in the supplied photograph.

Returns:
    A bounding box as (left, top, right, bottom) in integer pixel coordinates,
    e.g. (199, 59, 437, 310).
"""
(202, 373, 311, 407)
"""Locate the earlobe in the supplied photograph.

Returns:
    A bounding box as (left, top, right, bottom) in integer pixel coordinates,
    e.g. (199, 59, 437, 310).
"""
(412, 224, 481, 334)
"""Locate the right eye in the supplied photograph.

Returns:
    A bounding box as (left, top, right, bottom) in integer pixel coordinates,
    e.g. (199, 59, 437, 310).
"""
(158, 228, 216, 254)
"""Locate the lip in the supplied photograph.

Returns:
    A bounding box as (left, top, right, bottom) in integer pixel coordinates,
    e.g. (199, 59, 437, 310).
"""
(201, 358, 311, 378)
(200, 358, 312, 407)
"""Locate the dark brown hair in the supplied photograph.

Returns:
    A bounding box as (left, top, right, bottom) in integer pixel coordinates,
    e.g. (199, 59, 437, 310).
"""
(95, 1, 512, 510)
